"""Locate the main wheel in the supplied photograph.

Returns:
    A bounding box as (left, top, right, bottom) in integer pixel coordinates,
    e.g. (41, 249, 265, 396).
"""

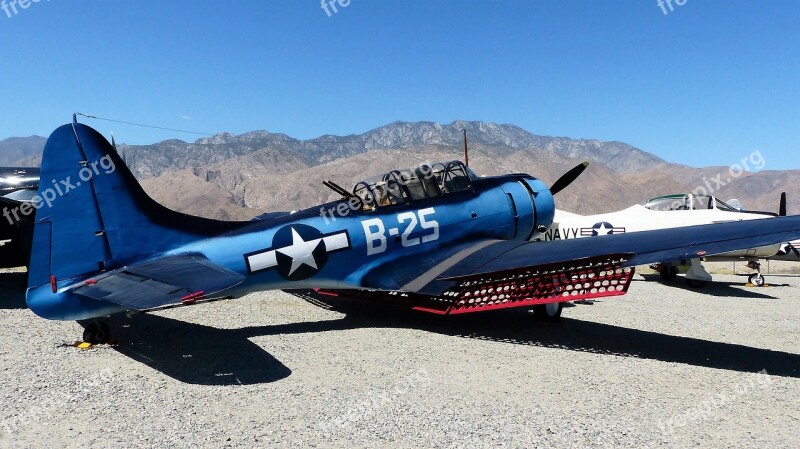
(748, 273, 765, 286)
(659, 265, 678, 282)
(533, 302, 563, 321)
(82, 321, 111, 345)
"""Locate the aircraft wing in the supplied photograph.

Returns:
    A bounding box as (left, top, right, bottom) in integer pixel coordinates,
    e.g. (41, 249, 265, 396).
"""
(357, 216, 800, 314)
(69, 217, 800, 314)
(447, 216, 800, 281)
(70, 255, 245, 310)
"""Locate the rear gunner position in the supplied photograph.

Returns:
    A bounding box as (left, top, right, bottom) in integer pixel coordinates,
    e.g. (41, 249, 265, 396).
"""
(24, 118, 800, 343)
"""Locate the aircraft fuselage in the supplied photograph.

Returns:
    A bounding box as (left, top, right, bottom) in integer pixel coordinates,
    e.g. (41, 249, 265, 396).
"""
(27, 174, 555, 320)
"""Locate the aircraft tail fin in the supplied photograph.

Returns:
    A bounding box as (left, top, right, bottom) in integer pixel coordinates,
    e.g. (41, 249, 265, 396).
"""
(25, 121, 249, 290)
(779, 192, 787, 216)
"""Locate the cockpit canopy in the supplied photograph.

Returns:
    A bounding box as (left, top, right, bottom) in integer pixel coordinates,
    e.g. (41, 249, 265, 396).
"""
(353, 160, 477, 210)
(643, 194, 742, 212)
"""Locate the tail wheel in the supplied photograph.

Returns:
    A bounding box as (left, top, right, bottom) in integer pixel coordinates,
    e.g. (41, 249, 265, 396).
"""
(748, 273, 766, 286)
(533, 302, 563, 321)
(82, 321, 111, 345)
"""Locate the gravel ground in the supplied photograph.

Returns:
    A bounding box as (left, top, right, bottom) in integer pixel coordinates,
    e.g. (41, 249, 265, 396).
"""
(1, 270, 799, 449)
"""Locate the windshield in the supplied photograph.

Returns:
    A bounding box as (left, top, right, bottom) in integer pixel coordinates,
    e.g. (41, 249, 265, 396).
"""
(643, 194, 741, 212)
(644, 195, 691, 211)
(715, 198, 741, 212)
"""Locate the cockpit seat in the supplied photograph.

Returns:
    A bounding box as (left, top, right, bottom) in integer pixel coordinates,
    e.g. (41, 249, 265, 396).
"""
(416, 167, 441, 198)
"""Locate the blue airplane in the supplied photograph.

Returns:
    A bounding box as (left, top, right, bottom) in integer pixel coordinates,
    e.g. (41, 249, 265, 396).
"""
(24, 118, 800, 344)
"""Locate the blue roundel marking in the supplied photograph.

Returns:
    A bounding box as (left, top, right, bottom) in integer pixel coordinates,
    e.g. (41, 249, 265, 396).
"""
(591, 222, 615, 236)
(273, 224, 329, 281)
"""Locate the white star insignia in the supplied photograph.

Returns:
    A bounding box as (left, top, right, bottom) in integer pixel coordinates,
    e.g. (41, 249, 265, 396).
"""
(277, 228, 323, 275)
(595, 223, 613, 235)
(246, 227, 351, 276)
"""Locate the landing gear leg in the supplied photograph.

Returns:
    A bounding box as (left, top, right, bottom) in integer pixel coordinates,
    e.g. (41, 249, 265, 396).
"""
(685, 258, 711, 288)
(533, 302, 563, 322)
(747, 261, 765, 286)
(82, 321, 111, 345)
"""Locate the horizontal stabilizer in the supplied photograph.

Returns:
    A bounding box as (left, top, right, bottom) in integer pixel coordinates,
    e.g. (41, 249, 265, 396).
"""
(72, 255, 245, 310)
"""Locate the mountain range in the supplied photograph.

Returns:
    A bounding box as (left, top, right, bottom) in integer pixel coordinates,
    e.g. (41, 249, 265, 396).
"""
(1, 121, 796, 220)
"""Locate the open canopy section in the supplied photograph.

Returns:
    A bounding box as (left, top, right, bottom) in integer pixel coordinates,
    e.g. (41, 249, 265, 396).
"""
(352, 161, 478, 210)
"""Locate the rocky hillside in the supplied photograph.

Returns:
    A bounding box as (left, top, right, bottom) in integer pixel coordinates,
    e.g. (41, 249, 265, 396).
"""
(140, 142, 796, 218)
(0, 136, 47, 166)
(127, 120, 667, 178)
(1, 121, 795, 219)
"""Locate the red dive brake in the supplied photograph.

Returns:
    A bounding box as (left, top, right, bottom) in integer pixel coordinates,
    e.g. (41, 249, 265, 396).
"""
(317, 255, 635, 315)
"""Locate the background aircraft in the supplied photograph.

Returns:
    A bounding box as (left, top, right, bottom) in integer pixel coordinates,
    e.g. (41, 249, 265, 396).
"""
(23, 119, 800, 344)
(0, 167, 39, 269)
(775, 239, 800, 261)
(540, 193, 791, 286)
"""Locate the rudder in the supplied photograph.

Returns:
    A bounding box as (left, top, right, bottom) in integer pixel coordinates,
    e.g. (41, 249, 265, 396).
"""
(26, 121, 249, 291)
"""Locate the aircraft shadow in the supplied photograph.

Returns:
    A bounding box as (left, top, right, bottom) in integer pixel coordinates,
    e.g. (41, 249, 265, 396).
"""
(285, 290, 800, 379)
(637, 274, 779, 299)
(102, 287, 800, 385)
(109, 313, 293, 386)
(0, 271, 28, 309)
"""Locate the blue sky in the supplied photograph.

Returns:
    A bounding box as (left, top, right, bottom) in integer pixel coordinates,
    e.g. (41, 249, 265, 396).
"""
(0, 0, 797, 168)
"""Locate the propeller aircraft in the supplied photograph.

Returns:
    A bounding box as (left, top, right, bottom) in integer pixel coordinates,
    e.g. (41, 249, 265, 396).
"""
(541, 192, 794, 286)
(23, 118, 800, 343)
(0, 166, 39, 268)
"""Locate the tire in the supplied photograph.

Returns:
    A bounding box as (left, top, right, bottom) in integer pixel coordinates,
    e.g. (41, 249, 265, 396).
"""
(82, 324, 97, 345)
(82, 322, 111, 345)
(533, 302, 563, 321)
(659, 265, 678, 282)
(749, 273, 765, 286)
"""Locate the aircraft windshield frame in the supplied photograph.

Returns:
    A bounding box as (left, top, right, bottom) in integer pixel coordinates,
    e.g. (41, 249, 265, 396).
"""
(643, 194, 741, 212)
(714, 198, 741, 212)
(352, 160, 475, 210)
